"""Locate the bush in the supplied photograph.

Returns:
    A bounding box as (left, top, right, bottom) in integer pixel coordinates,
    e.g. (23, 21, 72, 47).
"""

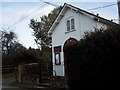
(65, 25, 120, 88)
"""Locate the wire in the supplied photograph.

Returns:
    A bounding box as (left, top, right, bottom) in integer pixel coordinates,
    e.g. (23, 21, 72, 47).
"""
(4, 2, 118, 31)
(4, 0, 59, 31)
(87, 3, 117, 11)
(4, 4, 46, 31)
(39, 0, 59, 7)
(5, 0, 60, 31)
(112, 19, 120, 21)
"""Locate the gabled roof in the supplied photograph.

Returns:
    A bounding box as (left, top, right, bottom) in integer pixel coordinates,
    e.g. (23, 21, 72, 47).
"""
(48, 3, 119, 35)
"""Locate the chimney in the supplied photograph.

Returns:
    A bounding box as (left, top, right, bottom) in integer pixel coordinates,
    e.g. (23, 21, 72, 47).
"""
(118, 0, 120, 24)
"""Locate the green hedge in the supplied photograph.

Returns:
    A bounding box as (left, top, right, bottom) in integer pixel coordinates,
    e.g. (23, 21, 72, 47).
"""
(65, 25, 120, 88)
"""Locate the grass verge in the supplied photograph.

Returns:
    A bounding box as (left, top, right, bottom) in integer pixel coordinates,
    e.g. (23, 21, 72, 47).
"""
(10, 80, 19, 87)
(2, 72, 15, 79)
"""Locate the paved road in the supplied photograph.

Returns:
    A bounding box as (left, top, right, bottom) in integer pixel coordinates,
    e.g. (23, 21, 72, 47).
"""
(1, 77, 45, 90)
(2, 77, 19, 89)
(2, 77, 15, 86)
(2, 77, 29, 90)
(2, 77, 48, 90)
(0, 79, 2, 90)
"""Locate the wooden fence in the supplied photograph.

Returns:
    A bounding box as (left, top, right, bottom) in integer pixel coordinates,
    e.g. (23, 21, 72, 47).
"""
(2, 65, 17, 73)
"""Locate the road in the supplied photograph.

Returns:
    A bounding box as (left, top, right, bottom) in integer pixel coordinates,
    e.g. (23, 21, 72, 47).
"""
(2, 77, 28, 90)
(2, 77, 15, 86)
(2, 77, 19, 89)
(1, 77, 46, 90)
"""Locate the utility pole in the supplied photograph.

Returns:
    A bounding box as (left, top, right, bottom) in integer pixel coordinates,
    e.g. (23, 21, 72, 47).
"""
(117, 0, 120, 24)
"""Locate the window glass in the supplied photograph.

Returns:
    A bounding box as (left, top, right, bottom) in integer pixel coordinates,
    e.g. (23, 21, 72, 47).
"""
(55, 53, 60, 64)
(71, 18, 75, 29)
(67, 20, 70, 31)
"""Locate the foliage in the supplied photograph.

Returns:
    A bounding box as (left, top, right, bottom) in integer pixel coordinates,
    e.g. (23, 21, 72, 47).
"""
(2, 31, 17, 55)
(2, 72, 15, 79)
(29, 6, 62, 48)
(2, 31, 27, 66)
(17, 47, 41, 64)
(29, 6, 62, 68)
(65, 25, 120, 88)
(10, 80, 19, 87)
(2, 31, 44, 66)
(40, 46, 52, 63)
(2, 31, 40, 66)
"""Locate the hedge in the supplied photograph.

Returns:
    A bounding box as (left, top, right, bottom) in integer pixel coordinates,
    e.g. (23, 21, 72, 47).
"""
(65, 25, 120, 88)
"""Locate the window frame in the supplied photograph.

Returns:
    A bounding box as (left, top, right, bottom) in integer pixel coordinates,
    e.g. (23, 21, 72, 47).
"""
(66, 17, 75, 32)
(54, 46, 61, 65)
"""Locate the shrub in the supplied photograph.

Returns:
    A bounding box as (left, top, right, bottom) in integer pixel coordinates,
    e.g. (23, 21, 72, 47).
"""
(65, 25, 120, 88)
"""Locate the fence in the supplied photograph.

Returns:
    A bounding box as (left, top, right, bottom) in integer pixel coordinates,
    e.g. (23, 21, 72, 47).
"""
(2, 65, 17, 73)
(17, 61, 53, 87)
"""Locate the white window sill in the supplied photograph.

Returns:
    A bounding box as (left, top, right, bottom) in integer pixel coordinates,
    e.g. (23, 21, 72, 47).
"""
(65, 29, 76, 34)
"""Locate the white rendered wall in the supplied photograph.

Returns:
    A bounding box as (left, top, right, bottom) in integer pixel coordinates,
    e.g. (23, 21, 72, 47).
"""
(52, 9, 81, 76)
(52, 8, 107, 76)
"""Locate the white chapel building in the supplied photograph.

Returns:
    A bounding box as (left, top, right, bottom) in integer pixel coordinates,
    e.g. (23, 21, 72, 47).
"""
(49, 3, 118, 77)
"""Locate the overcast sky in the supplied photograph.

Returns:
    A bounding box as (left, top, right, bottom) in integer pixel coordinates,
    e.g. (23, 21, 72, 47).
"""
(0, 0, 119, 49)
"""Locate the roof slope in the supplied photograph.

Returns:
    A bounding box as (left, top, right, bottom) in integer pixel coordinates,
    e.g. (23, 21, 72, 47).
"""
(49, 3, 119, 34)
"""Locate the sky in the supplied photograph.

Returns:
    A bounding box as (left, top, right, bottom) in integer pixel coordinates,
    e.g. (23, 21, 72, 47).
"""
(0, 0, 119, 49)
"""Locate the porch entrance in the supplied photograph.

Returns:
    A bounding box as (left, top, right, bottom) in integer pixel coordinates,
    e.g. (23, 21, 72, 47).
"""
(63, 37, 78, 76)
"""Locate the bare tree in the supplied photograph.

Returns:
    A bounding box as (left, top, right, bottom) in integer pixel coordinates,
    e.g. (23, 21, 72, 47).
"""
(2, 31, 17, 55)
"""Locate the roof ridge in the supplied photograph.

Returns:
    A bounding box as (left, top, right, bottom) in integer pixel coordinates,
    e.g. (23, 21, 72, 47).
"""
(64, 3, 119, 25)
(49, 3, 119, 34)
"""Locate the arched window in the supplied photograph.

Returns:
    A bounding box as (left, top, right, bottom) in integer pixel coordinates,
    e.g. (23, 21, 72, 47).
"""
(71, 18, 75, 29)
(66, 18, 75, 32)
(67, 20, 70, 31)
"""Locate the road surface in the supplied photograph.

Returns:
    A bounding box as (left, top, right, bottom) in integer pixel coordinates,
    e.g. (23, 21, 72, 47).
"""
(2, 77, 28, 90)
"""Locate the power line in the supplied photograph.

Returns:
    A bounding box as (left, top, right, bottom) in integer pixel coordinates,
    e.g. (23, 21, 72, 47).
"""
(87, 3, 117, 11)
(4, 2, 118, 31)
(112, 19, 120, 21)
(4, 0, 59, 31)
(4, 4, 46, 31)
(39, 0, 59, 7)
